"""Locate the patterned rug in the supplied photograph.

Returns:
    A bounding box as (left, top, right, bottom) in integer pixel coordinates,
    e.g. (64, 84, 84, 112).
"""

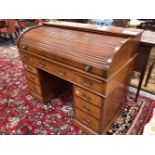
(0, 45, 154, 135)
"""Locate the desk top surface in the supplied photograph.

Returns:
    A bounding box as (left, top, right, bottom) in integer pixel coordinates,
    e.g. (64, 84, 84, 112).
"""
(44, 21, 143, 37)
(45, 21, 155, 47)
(141, 30, 155, 46)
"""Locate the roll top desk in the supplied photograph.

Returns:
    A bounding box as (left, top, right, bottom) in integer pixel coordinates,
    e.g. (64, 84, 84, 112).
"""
(17, 22, 143, 134)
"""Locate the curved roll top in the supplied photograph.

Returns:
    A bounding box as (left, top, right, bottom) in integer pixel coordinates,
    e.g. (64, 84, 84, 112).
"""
(17, 22, 142, 79)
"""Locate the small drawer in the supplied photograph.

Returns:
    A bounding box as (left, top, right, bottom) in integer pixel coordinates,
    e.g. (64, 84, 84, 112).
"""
(75, 73, 105, 94)
(20, 51, 32, 62)
(75, 109, 100, 132)
(25, 71, 40, 85)
(33, 57, 74, 82)
(55, 68, 75, 82)
(27, 80, 42, 96)
(30, 90, 43, 102)
(74, 97, 101, 119)
(74, 86, 102, 107)
(23, 63, 38, 75)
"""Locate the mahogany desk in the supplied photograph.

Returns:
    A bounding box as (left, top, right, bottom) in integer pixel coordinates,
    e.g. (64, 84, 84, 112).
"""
(135, 31, 155, 100)
(17, 22, 143, 134)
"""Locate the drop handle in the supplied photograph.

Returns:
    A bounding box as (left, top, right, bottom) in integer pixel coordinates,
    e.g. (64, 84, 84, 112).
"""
(81, 106, 91, 112)
(82, 119, 91, 125)
(29, 77, 35, 81)
(82, 80, 93, 86)
(82, 94, 91, 101)
(29, 87, 36, 92)
(26, 66, 32, 71)
(38, 62, 45, 68)
(84, 65, 91, 72)
(58, 70, 66, 76)
(21, 45, 27, 50)
(23, 55, 30, 60)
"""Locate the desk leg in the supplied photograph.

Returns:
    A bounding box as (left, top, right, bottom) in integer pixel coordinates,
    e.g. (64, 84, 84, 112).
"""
(134, 45, 152, 101)
(135, 72, 145, 101)
(144, 61, 155, 87)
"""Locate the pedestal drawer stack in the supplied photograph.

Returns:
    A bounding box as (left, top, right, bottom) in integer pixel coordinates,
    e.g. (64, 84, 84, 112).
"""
(23, 63, 44, 100)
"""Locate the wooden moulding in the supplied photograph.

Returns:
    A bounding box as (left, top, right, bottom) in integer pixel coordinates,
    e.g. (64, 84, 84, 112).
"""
(43, 21, 143, 37)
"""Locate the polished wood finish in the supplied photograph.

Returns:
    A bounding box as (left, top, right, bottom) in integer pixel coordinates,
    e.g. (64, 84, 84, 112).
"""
(23, 63, 38, 74)
(72, 119, 98, 135)
(74, 86, 102, 107)
(17, 21, 142, 134)
(74, 97, 101, 119)
(75, 108, 100, 132)
(44, 21, 142, 37)
(25, 71, 40, 85)
(27, 80, 42, 95)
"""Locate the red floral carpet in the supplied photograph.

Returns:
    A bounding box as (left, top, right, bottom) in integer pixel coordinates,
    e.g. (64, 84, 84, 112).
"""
(0, 46, 154, 135)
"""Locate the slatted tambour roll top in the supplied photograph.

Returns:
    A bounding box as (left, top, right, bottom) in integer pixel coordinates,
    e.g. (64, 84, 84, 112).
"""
(17, 22, 143, 80)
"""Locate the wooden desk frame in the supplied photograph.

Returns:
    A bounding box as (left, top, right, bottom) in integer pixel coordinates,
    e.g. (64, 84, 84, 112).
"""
(17, 22, 143, 134)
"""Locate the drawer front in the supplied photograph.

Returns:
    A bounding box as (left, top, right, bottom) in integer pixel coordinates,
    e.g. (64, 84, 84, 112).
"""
(74, 97, 101, 119)
(27, 80, 42, 95)
(75, 109, 100, 132)
(30, 90, 43, 102)
(25, 71, 40, 85)
(23, 63, 38, 75)
(75, 73, 105, 94)
(32, 56, 75, 82)
(74, 86, 102, 107)
(20, 51, 75, 83)
(20, 51, 33, 63)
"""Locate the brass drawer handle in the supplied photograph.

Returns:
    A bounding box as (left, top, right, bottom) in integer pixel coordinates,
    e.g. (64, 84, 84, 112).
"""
(29, 77, 35, 81)
(26, 66, 32, 72)
(84, 65, 91, 72)
(23, 55, 30, 60)
(82, 94, 91, 101)
(58, 70, 66, 76)
(81, 106, 91, 113)
(82, 79, 93, 87)
(82, 119, 91, 125)
(29, 87, 36, 92)
(38, 62, 46, 68)
(21, 45, 27, 50)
